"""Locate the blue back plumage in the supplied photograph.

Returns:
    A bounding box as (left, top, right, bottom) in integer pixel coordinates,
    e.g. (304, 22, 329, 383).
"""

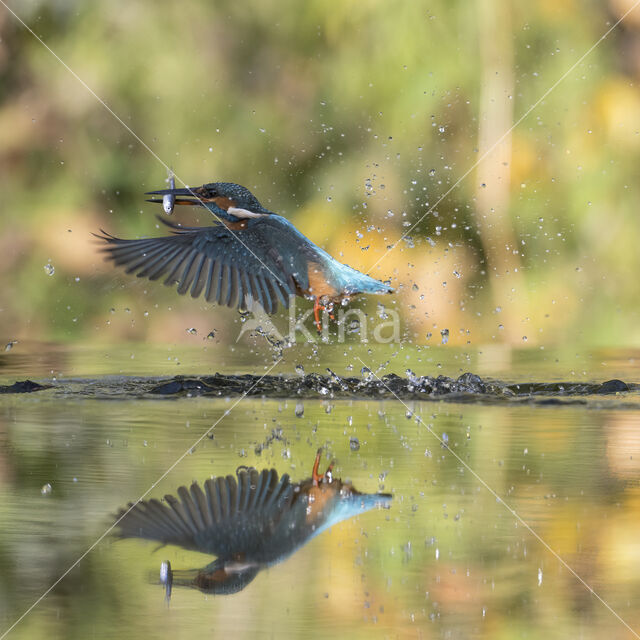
(100, 180, 393, 310)
(255, 215, 392, 296)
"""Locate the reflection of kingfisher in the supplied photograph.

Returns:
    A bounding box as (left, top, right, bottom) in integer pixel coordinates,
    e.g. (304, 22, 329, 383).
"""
(96, 182, 393, 331)
(114, 449, 391, 596)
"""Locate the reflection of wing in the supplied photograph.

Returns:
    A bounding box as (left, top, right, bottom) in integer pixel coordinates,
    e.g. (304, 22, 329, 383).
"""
(115, 469, 295, 557)
(96, 216, 311, 313)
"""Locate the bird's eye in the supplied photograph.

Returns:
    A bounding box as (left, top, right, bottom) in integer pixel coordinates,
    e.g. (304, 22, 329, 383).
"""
(199, 185, 217, 198)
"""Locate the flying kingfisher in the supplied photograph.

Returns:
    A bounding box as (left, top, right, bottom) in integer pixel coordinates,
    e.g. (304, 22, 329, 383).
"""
(114, 449, 392, 597)
(96, 181, 393, 331)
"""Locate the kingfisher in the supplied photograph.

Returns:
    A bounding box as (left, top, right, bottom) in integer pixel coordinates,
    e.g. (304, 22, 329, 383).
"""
(96, 181, 393, 331)
(114, 449, 391, 597)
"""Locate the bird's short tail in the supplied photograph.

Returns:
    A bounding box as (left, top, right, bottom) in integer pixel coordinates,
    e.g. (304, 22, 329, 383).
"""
(345, 270, 393, 296)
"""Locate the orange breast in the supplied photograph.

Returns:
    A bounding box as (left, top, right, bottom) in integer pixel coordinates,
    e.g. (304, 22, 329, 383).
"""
(305, 485, 335, 525)
(305, 261, 339, 299)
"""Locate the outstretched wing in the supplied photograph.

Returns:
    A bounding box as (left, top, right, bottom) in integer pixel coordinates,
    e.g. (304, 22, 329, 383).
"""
(114, 468, 295, 557)
(96, 216, 311, 313)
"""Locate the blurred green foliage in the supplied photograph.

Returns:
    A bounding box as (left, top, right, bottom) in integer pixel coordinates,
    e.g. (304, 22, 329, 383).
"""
(1, 0, 640, 347)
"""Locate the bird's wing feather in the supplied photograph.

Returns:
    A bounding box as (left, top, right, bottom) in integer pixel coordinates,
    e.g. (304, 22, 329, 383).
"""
(114, 469, 295, 556)
(96, 216, 311, 313)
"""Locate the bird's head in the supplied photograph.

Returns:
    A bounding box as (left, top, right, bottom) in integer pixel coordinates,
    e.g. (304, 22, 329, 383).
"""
(146, 181, 272, 220)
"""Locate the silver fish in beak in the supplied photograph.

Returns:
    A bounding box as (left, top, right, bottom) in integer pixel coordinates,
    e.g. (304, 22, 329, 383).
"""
(162, 171, 175, 215)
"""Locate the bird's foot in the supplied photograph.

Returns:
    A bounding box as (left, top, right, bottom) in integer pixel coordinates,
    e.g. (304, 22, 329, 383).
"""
(311, 448, 323, 485)
(311, 448, 335, 486)
(313, 298, 322, 332)
(313, 298, 335, 333)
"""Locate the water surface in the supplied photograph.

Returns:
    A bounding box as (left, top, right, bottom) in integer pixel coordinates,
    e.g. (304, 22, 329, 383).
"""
(1, 343, 639, 638)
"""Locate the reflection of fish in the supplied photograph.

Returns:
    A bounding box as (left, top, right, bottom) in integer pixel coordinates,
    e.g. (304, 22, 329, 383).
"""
(114, 450, 391, 597)
(159, 560, 172, 603)
(96, 181, 393, 331)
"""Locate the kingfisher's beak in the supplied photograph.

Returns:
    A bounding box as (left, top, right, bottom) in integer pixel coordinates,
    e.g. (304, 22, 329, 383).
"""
(145, 187, 205, 206)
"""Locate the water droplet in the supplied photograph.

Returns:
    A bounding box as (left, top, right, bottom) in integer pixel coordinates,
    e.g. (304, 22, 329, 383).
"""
(186, 327, 197, 335)
(41, 483, 52, 495)
(440, 328, 449, 345)
(206, 330, 216, 340)
(5, 340, 17, 352)
(295, 403, 304, 418)
(429, 169, 436, 176)
(44, 263, 55, 276)
(441, 433, 449, 448)
(349, 437, 360, 451)
(522, 336, 528, 342)
(361, 367, 372, 380)
(295, 364, 305, 376)
(537, 567, 543, 586)
(347, 319, 360, 335)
